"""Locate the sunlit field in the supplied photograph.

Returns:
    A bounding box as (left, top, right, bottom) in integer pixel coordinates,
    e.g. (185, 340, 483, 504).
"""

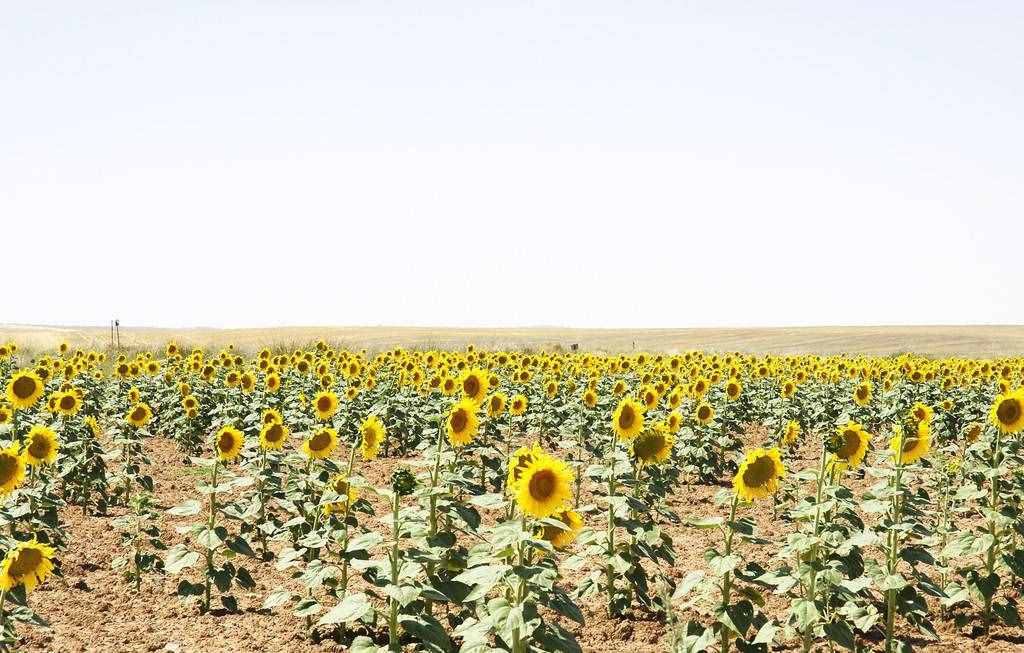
(1, 335, 1024, 652)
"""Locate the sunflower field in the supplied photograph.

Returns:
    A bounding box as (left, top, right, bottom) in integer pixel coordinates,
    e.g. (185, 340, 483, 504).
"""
(2, 339, 1024, 652)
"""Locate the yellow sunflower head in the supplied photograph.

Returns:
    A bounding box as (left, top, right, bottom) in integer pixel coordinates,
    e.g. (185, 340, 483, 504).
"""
(537, 509, 584, 549)
(126, 402, 153, 428)
(0, 405, 11, 424)
(509, 394, 528, 416)
(259, 421, 289, 451)
(323, 473, 358, 516)
(0, 539, 56, 593)
(890, 420, 931, 465)
(782, 420, 801, 446)
(0, 446, 26, 496)
(695, 401, 715, 426)
(909, 402, 933, 425)
(582, 389, 598, 409)
(506, 442, 543, 492)
(447, 399, 480, 448)
(360, 415, 385, 461)
(215, 425, 244, 462)
(313, 390, 339, 421)
(631, 427, 675, 466)
(55, 390, 81, 416)
(23, 425, 59, 466)
(853, 381, 872, 406)
(85, 416, 102, 438)
(612, 397, 644, 441)
(514, 452, 574, 519)
(262, 409, 283, 426)
(487, 393, 507, 418)
(266, 372, 281, 393)
(732, 448, 785, 502)
(303, 427, 338, 460)
(830, 422, 870, 472)
(460, 369, 488, 404)
(6, 370, 44, 409)
(726, 378, 742, 401)
(666, 410, 683, 433)
(990, 389, 1024, 434)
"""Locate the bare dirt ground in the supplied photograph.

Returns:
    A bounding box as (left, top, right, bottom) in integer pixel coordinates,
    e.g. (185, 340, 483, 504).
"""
(17, 430, 1024, 653)
(4, 325, 1024, 358)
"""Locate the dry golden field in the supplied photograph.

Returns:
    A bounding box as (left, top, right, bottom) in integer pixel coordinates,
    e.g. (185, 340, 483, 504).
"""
(3, 324, 1024, 358)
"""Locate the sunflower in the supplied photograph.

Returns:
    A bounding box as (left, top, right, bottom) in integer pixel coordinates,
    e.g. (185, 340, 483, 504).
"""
(313, 390, 339, 421)
(732, 448, 785, 502)
(240, 371, 256, 393)
(831, 422, 870, 471)
(487, 393, 507, 418)
(611, 397, 644, 441)
(890, 420, 931, 465)
(965, 423, 982, 443)
(509, 394, 528, 416)
(613, 380, 627, 395)
(631, 427, 674, 465)
(515, 452, 574, 518)
(726, 378, 742, 401)
(447, 399, 480, 448)
(360, 414, 385, 460)
(460, 369, 488, 404)
(323, 473, 358, 516)
(0, 446, 26, 496)
(215, 425, 244, 462)
(23, 425, 59, 466)
(506, 442, 543, 491)
(782, 420, 801, 446)
(259, 421, 289, 451)
(6, 369, 43, 409)
(303, 427, 338, 460)
(54, 390, 81, 416)
(0, 539, 56, 593)
(909, 402, 933, 425)
(85, 416, 102, 438)
(126, 402, 153, 428)
(181, 395, 199, 412)
(128, 387, 141, 404)
(640, 385, 659, 411)
(545, 380, 558, 398)
(538, 509, 583, 549)
(266, 372, 281, 393)
(695, 401, 715, 425)
(990, 388, 1024, 434)
(0, 405, 12, 424)
(261, 408, 283, 426)
(853, 381, 872, 406)
(780, 380, 796, 399)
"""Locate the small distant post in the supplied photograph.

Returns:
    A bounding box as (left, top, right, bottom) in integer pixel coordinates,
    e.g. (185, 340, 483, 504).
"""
(115, 319, 120, 349)
(571, 343, 578, 352)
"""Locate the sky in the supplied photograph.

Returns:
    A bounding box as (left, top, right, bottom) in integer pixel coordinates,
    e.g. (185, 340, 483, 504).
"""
(2, 1, 1022, 329)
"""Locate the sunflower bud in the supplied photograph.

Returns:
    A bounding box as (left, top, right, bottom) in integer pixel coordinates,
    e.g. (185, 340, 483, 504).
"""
(391, 468, 416, 496)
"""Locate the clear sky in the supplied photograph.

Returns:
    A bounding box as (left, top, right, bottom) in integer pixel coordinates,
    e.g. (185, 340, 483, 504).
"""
(2, 2, 1022, 328)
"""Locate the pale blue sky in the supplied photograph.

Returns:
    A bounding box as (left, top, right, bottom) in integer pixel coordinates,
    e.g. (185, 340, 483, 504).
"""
(2, 2, 1022, 328)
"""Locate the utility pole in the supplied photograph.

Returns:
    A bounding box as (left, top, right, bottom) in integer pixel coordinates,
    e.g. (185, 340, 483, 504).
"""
(115, 319, 120, 349)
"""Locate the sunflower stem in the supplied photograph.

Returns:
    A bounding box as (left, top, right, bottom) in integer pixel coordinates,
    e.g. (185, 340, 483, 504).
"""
(605, 425, 617, 617)
(204, 458, 219, 614)
(720, 494, 739, 653)
(802, 443, 829, 653)
(982, 426, 1003, 632)
(884, 450, 904, 653)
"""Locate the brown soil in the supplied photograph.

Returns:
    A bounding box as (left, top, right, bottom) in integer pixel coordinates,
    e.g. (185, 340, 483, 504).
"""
(17, 432, 1024, 653)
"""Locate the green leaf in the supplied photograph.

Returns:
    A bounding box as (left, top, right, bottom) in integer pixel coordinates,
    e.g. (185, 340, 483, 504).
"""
(262, 587, 292, 610)
(164, 546, 200, 574)
(317, 592, 370, 626)
(823, 621, 856, 650)
(789, 598, 820, 630)
(166, 500, 202, 517)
